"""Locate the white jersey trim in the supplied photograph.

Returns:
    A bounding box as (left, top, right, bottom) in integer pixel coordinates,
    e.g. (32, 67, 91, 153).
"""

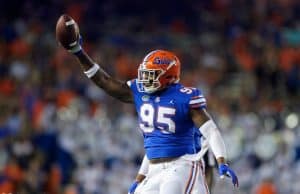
(189, 97, 206, 105)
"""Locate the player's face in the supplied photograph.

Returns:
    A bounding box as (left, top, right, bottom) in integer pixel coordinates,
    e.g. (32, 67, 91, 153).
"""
(138, 69, 163, 93)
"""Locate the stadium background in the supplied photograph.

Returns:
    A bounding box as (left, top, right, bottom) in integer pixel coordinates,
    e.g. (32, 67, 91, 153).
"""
(0, 0, 299, 193)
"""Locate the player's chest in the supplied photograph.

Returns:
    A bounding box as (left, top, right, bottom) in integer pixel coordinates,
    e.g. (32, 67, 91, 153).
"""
(136, 95, 188, 133)
(137, 94, 181, 112)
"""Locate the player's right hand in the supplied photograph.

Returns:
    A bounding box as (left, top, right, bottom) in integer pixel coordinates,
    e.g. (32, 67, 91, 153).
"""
(128, 181, 139, 194)
(56, 14, 82, 55)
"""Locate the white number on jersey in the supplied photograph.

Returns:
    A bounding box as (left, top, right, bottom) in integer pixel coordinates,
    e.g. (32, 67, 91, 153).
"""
(139, 104, 155, 133)
(139, 104, 176, 133)
(180, 87, 193, 94)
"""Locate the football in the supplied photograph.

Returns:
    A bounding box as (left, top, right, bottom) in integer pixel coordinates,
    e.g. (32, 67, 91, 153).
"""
(56, 14, 79, 49)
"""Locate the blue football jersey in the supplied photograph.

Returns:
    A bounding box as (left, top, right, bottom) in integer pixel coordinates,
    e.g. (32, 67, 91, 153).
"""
(127, 79, 207, 159)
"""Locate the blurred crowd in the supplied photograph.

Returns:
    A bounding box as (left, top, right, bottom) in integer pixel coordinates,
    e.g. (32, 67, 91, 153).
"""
(0, 0, 299, 193)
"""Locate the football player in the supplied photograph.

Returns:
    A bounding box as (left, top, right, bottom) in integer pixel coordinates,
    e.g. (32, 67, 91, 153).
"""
(57, 27, 238, 194)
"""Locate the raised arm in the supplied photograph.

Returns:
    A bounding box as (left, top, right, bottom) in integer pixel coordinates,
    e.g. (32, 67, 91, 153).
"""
(56, 14, 133, 103)
(75, 50, 133, 103)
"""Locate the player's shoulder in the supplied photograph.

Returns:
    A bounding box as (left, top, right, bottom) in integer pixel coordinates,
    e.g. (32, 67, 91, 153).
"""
(174, 83, 207, 109)
(173, 83, 204, 98)
(126, 79, 136, 88)
(127, 78, 140, 94)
